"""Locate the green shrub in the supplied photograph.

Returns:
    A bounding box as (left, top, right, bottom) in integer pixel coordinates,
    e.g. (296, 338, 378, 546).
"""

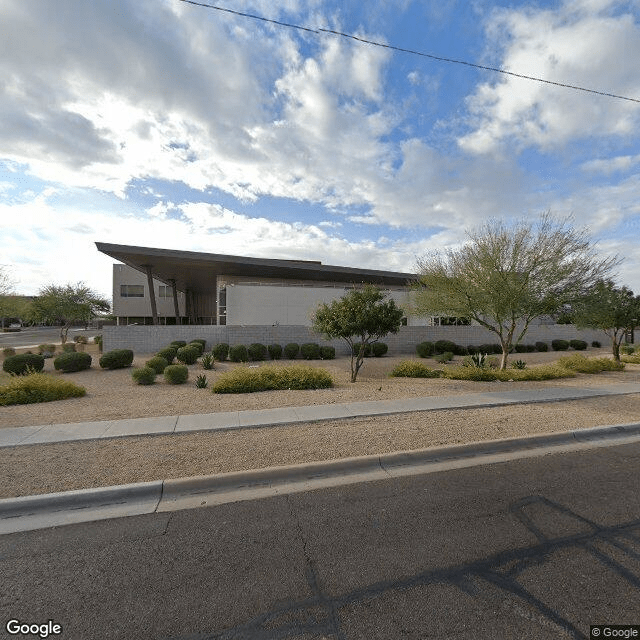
(320, 345, 336, 359)
(551, 339, 569, 351)
(3, 354, 45, 375)
(557, 354, 625, 373)
(213, 343, 229, 361)
(2, 347, 16, 357)
(248, 343, 268, 361)
(479, 343, 502, 354)
(74, 335, 88, 344)
(212, 364, 333, 394)
(300, 343, 321, 360)
(164, 364, 189, 384)
(201, 352, 215, 370)
(94, 335, 103, 351)
(441, 364, 575, 382)
(187, 341, 204, 356)
(435, 351, 454, 363)
(191, 339, 207, 350)
(465, 345, 480, 355)
(535, 341, 548, 352)
(62, 343, 76, 352)
(38, 344, 57, 357)
(416, 341, 434, 358)
(621, 353, 640, 364)
(145, 356, 169, 374)
(569, 339, 588, 351)
(268, 344, 282, 360)
(195, 373, 208, 388)
(591, 341, 601, 348)
(132, 366, 156, 385)
(53, 352, 92, 373)
(228, 344, 249, 362)
(176, 345, 200, 365)
(99, 349, 134, 370)
(170, 340, 187, 348)
(620, 345, 635, 355)
(0, 373, 86, 406)
(515, 344, 536, 353)
(284, 343, 300, 359)
(371, 342, 388, 357)
(157, 347, 176, 364)
(434, 340, 457, 354)
(390, 361, 442, 378)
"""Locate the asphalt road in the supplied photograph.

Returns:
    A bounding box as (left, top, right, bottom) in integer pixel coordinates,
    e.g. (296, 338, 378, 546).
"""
(1, 441, 639, 640)
(0, 327, 96, 349)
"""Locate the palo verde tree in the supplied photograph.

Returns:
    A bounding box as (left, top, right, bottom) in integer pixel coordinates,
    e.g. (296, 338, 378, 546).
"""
(414, 214, 618, 370)
(572, 279, 640, 362)
(31, 282, 110, 343)
(312, 285, 404, 382)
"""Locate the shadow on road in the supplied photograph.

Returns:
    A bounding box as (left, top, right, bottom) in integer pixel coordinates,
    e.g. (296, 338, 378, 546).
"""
(166, 496, 640, 640)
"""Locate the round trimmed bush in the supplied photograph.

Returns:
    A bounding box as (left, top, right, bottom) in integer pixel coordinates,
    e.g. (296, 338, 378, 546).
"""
(371, 342, 388, 357)
(157, 347, 177, 364)
(99, 349, 134, 369)
(228, 344, 249, 362)
(268, 344, 282, 360)
(176, 345, 200, 365)
(300, 343, 321, 360)
(132, 366, 156, 385)
(146, 356, 169, 374)
(416, 342, 434, 358)
(191, 338, 207, 350)
(320, 345, 335, 359)
(592, 341, 601, 348)
(352, 343, 372, 357)
(284, 343, 299, 359)
(434, 340, 458, 354)
(170, 340, 187, 349)
(535, 341, 548, 352)
(54, 352, 92, 373)
(213, 343, 229, 361)
(569, 339, 588, 351)
(3, 353, 45, 375)
(248, 343, 268, 361)
(551, 339, 569, 351)
(164, 364, 188, 384)
(187, 341, 204, 355)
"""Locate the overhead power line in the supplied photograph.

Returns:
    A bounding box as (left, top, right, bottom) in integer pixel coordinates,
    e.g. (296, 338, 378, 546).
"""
(179, 0, 640, 104)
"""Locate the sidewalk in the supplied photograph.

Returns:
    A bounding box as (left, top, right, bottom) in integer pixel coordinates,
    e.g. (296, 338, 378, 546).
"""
(3, 381, 640, 448)
(2, 381, 640, 535)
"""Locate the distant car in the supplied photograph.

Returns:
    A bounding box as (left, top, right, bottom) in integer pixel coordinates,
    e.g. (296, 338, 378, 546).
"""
(9, 323, 21, 328)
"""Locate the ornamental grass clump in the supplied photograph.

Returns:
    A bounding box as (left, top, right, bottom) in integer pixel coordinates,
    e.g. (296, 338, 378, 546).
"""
(212, 364, 333, 394)
(53, 352, 92, 373)
(3, 353, 45, 375)
(164, 364, 189, 384)
(442, 364, 575, 382)
(99, 349, 134, 370)
(145, 356, 169, 374)
(389, 361, 442, 378)
(557, 354, 625, 373)
(131, 366, 157, 385)
(0, 373, 86, 406)
(38, 344, 57, 357)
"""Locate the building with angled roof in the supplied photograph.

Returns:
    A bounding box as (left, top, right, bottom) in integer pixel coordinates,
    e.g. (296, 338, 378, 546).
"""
(96, 242, 421, 326)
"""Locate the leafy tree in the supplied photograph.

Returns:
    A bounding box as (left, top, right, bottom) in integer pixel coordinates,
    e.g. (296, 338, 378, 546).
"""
(572, 280, 640, 362)
(312, 285, 404, 382)
(414, 214, 617, 369)
(0, 265, 16, 329)
(31, 283, 110, 343)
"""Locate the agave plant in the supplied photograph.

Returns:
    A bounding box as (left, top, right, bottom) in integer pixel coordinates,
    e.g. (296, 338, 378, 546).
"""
(511, 360, 527, 370)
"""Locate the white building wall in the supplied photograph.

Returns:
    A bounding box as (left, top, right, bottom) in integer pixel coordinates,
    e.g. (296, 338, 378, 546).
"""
(225, 283, 416, 326)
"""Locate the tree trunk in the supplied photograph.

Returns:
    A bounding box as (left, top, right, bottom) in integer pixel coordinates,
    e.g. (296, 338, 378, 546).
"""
(612, 340, 621, 362)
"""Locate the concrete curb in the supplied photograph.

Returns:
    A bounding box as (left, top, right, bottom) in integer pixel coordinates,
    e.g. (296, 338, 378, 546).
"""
(2, 422, 640, 535)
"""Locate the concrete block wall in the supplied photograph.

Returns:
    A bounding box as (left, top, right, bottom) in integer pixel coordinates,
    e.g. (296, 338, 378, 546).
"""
(103, 324, 610, 355)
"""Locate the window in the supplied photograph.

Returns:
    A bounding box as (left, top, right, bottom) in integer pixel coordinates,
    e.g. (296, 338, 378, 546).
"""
(120, 284, 144, 298)
(158, 285, 173, 298)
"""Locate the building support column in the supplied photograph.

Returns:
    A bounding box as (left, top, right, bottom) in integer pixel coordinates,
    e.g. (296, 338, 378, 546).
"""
(143, 265, 159, 325)
(170, 279, 180, 325)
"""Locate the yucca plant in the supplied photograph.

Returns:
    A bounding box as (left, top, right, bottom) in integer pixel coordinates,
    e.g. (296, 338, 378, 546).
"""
(195, 373, 208, 388)
(201, 352, 215, 370)
(471, 352, 487, 368)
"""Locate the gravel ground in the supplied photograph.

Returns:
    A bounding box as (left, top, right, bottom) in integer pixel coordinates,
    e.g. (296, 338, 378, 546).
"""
(1, 345, 639, 498)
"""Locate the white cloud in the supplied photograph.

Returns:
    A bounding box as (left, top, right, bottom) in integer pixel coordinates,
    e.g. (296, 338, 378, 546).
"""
(581, 154, 640, 174)
(459, 1, 640, 154)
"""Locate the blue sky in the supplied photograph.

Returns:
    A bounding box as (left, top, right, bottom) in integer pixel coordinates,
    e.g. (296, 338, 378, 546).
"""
(1, 0, 639, 299)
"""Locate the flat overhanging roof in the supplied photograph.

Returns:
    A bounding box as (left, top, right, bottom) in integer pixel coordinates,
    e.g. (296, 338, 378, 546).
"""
(96, 242, 417, 293)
